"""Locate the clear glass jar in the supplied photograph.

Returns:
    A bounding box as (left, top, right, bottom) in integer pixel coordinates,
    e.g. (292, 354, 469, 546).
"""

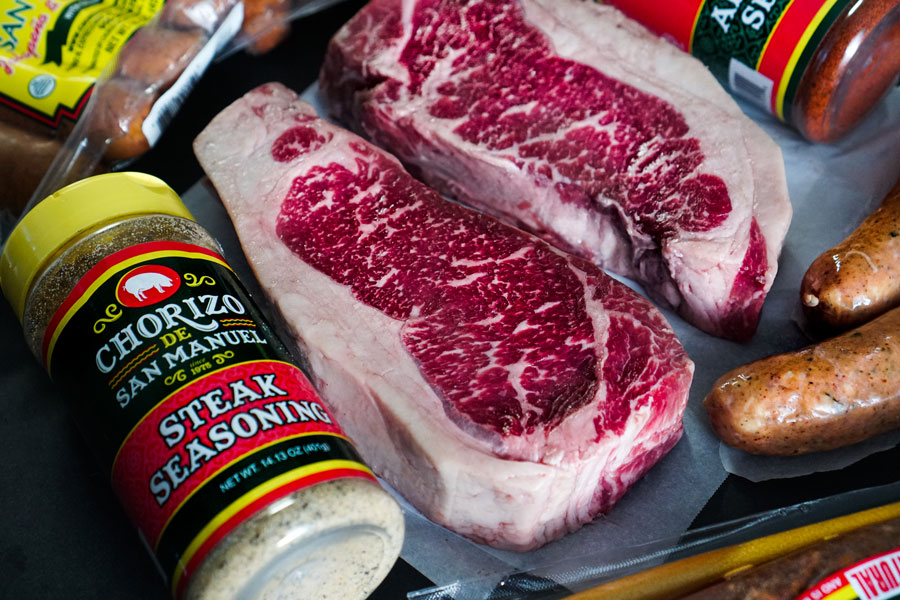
(793, 0, 900, 142)
(604, 0, 900, 142)
(0, 172, 404, 599)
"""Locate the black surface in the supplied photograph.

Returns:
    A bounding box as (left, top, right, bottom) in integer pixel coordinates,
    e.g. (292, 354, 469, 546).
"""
(693, 446, 900, 529)
(3, 0, 900, 598)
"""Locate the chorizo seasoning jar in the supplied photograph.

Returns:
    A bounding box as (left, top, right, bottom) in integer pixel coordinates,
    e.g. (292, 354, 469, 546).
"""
(604, 0, 900, 142)
(0, 172, 404, 600)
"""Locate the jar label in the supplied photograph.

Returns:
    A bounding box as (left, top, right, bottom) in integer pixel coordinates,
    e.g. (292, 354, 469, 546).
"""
(0, 0, 163, 125)
(602, 0, 852, 123)
(795, 548, 900, 600)
(45, 240, 375, 598)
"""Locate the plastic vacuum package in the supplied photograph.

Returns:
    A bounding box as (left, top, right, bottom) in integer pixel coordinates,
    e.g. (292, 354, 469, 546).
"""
(409, 481, 900, 600)
(0, 0, 347, 216)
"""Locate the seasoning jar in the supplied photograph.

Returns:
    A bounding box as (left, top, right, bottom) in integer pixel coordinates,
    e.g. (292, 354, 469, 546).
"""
(603, 0, 900, 143)
(0, 172, 404, 600)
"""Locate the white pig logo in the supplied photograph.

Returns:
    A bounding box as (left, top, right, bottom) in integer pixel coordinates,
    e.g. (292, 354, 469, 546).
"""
(123, 271, 174, 301)
(116, 265, 182, 308)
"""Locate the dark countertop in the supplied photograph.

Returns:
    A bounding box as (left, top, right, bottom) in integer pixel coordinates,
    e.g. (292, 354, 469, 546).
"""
(2, 1, 899, 598)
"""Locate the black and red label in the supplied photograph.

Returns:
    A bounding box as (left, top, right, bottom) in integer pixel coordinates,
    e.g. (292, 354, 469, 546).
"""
(45, 240, 374, 597)
(603, 0, 852, 122)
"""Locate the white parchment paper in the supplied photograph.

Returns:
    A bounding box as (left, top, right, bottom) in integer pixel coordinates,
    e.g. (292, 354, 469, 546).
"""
(185, 85, 900, 598)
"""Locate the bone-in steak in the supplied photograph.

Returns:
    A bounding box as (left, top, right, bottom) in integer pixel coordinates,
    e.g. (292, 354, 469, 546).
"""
(194, 83, 693, 551)
(320, 0, 792, 340)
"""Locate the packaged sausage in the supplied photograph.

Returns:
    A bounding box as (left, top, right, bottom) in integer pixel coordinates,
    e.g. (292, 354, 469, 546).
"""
(0, 0, 243, 215)
(679, 517, 900, 600)
(0, 0, 344, 217)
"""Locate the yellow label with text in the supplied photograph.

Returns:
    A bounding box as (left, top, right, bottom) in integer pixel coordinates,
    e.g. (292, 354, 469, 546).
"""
(0, 0, 163, 125)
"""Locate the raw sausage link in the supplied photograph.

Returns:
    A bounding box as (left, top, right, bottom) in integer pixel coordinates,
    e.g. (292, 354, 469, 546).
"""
(704, 306, 900, 455)
(114, 26, 207, 89)
(0, 0, 284, 212)
(240, 0, 291, 54)
(0, 119, 62, 213)
(802, 177, 900, 331)
(86, 78, 155, 162)
(89, 24, 209, 160)
(680, 517, 900, 600)
(160, 0, 235, 32)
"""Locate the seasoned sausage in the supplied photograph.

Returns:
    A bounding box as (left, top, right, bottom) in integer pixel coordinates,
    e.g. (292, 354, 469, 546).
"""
(704, 306, 900, 455)
(0, 119, 61, 213)
(160, 0, 236, 32)
(0, 103, 71, 137)
(0, 0, 240, 213)
(240, 0, 291, 54)
(0, 104, 79, 213)
(802, 177, 900, 331)
(115, 26, 207, 90)
(86, 78, 154, 162)
(679, 517, 900, 600)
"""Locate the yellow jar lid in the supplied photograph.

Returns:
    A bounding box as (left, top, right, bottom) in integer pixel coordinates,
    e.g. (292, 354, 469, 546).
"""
(1, 172, 194, 323)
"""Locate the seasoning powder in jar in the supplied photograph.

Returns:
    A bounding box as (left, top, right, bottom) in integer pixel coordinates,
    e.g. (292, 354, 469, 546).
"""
(0, 172, 404, 600)
(602, 0, 900, 143)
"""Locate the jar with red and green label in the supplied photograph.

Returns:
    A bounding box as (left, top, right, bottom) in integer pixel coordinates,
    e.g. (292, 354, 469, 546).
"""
(603, 0, 900, 142)
(0, 172, 404, 600)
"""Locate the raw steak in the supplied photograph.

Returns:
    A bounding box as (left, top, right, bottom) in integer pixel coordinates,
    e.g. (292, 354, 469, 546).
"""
(194, 83, 694, 551)
(320, 0, 792, 340)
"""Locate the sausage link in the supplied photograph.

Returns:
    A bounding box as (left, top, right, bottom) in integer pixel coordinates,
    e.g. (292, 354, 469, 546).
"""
(704, 306, 900, 455)
(115, 26, 207, 90)
(0, 103, 60, 136)
(680, 517, 900, 600)
(0, 105, 78, 213)
(86, 78, 154, 162)
(240, 0, 291, 54)
(160, 0, 236, 32)
(802, 177, 900, 331)
(0, 0, 231, 210)
(0, 119, 61, 213)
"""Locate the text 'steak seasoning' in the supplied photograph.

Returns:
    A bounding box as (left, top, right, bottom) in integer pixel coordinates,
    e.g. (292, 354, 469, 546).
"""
(0, 172, 404, 600)
(604, 0, 900, 142)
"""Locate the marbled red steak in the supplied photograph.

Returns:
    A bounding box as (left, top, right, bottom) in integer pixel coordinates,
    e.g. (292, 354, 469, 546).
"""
(321, 0, 792, 340)
(194, 83, 694, 550)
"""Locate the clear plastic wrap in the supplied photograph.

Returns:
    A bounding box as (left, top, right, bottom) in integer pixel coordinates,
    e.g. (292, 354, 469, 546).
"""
(408, 481, 900, 600)
(24, 0, 245, 211)
(0, 0, 240, 214)
(0, 0, 347, 216)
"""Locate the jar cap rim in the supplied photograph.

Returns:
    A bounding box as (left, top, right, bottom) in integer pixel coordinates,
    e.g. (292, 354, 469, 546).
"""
(1, 172, 194, 323)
